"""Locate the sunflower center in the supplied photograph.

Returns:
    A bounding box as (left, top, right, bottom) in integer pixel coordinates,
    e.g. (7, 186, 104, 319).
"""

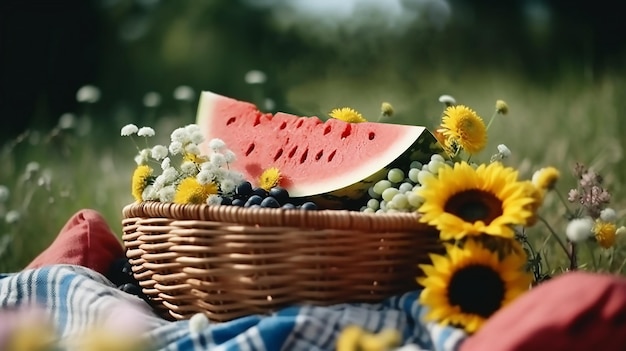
(444, 189, 503, 224)
(447, 264, 505, 318)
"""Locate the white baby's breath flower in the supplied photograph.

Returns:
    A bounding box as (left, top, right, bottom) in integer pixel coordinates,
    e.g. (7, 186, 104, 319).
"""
(223, 150, 236, 164)
(196, 170, 214, 185)
(210, 153, 226, 167)
(137, 127, 155, 137)
(169, 141, 184, 155)
(566, 217, 594, 242)
(0, 185, 9, 203)
(184, 124, 201, 135)
(143, 92, 161, 108)
(208, 138, 225, 151)
(158, 185, 176, 203)
(151, 145, 168, 160)
(189, 131, 205, 145)
(206, 194, 223, 206)
(170, 128, 188, 144)
(220, 178, 237, 194)
(134, 149, 151, 165)
(76, 85, 101, 103)
(244, 70, 267, 85)
(188, 313, 209, 333)
(185, 144, 201, 155)
(142, 185, 158, 201)
(438, 94, 456, 106)
(161, 167, 179, 184)
(617, 226, 626, 237)
(121, 124, 139, 136)
(173, 85, 196, 101)
(180, 161, 197, 176)
(58, 113, 76, 130)
(5, 210, 20, 224)
(600, 208, 618, 222)
(161, 157, 171, 170)
(497, 144, 511, 158)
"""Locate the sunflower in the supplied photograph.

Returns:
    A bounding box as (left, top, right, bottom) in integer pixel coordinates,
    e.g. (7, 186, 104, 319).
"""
(417, 239, 532, 333)
(417, 161, 536, 240)
(173, 177, 218, 204)
(593, 220, 617, 249)
(131, 165, 153, 202)
(329, 107, 367, 123)
(438, 105, 487, 155)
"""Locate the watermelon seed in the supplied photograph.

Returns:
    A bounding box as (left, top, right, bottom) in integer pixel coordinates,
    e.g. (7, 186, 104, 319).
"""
(341, 124, 352, 139)
(279, 122, 287, 130)
(315, 150, 323, 161)
(296, 119, 304, 128)
(253, 115, 262, 126)
(323, 125, 332, 135)
(288, 146, 298, 158)
(327, 150, 336, 162)
(245, 143, 255, 156)
(369, 132, 376, 140)
(274, 148, 283, 161)
(226, 117, 236, 125)
(299, 149, 308, 164)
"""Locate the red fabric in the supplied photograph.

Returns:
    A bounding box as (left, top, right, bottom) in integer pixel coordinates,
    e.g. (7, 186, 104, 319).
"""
(460, 271, 626, 351)
(25, 209, 125, 275)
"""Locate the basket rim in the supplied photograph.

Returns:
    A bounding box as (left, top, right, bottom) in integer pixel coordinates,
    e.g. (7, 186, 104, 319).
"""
(123, 201, 430, 231)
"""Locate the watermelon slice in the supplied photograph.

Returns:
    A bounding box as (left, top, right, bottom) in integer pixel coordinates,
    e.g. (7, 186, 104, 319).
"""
(196, 91, 441, 209)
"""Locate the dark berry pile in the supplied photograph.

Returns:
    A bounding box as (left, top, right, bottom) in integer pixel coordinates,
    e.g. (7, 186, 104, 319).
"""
(106, 257, 150, 303)
(222, 182, 318, 210)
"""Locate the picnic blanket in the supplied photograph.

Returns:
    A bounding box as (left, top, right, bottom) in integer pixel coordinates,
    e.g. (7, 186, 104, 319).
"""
(0, 264, 467, 351)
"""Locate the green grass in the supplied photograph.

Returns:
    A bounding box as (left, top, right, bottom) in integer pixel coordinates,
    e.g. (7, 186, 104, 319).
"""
(1, 66, 625, 276)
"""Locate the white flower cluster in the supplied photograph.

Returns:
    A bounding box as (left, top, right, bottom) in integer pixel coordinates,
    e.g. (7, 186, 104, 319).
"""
(121, 123, 244, 204)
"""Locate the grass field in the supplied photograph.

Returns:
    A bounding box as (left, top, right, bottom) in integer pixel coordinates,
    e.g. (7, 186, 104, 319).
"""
(1, 65, 625, 275)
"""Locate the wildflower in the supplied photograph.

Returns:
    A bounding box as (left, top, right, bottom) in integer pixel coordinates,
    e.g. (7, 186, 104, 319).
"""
(189, 313, 210, 333)
(184, 152, 207, 165)
(497, 144, 511, 158)
(438, 105, 487, 155)
(161, 157, 171, 170)
(565, 217, 594, 242)
(180, 161, 198, 176)
(206, 194, 223, 206)
(76, 84, 101, 103)
(0, 185, 9, 203)
(532, 167, 560, 191)
(495, 100, 509, 115)
(417, 162, 536, 240)
(173, 85, 196, 101)
(5, 210, 20, 224)
(121, 124, 139, 136)
(381, 102, 394, 117)
(329, 107, 367, 123)
(137, 127, 155, 137)
(158, 185, 176, 203)
(258, 167, 281, 191)
(58, 113, 76, 130)
(600, 208, 618, 222)
(223, 150, 237, 164)
(208, 138, 226, 151)
(134, 149, 151, 165)
(131, 165, 153, 202)
(209, 153, 226, 167)
(593, 220, 617, 248)
(168, 141, 184, 155)
(174, 177, 218, 204)
(244, 70, 267, 85)
(170, 128, 189, 144)
(220, 178, 237, 194)
(151, 145, 168, 160)
(418, 239, 531, 333)
(438, 94, 457, 106)
(143, 92, 161, 107)
(185, 143, 201, 156)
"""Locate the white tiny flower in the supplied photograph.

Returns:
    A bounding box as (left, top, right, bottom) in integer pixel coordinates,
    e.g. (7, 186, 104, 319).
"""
(188, 313, 209, 333)
(244, 70, 267, 84)
(566, 217, 594, 242)
(161, 157, 171, 170)
(497, 144, 511, 158)
(180, 161, 197, 176)
(189, 131, 205, 145)
(264, 98, 275, 111)
(173, 85, 196, 101)
(170, 128, 188, 144)
(169, 141, 184, 155)
(184, 124, 201, 135)
(135, 149, 151, 165)
(161, 167, 179, 184)
(143, 92, 161, 107)
(142, 185, 158, 201)
(151, 145, 168, 160)
(220, 178, 237, 194)
(0, 185, 9, 203)
(58, 113, 76, 130)
(76, 85, 101, 103)
(438, 94, 456, 105)
(5, 210, 20, 224)
(210, 153, 226, 168)
(600, 208, 618, 222)
(121, 124, 139, 136)
(158, 185, 176, 202)
(185, 143, 201, 155)
(200, 161, 216, 171)
(223, 150, 236, 164)
(196, 170, 214, 185)
(208, 138, 225, 151)
(137, 127, 155, 137)
(206, 194, 223, 206)
(617, 226, 626, 236)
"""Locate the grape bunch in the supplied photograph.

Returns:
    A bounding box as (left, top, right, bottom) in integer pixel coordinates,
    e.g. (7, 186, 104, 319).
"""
(361, 153, 452, 214)
(218, 181, 319, 210)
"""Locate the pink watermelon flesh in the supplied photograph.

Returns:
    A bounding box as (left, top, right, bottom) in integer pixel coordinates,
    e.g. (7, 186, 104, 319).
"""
(196, 91, 435, 199)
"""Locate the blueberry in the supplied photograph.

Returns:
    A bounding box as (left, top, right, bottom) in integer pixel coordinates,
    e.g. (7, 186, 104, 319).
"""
(268, 187, 289, 204)
(235, 181, 253, 197)
(281, 203, 296, 210)
(252, 187, 268, 198)
(232, 198, 246, 207)
(245, 194, 263, 207)
(220, 196, 233, 205)
(300, 202, 318, 211)
(260, 196, 280, 208)
(119, 283, 143, 296)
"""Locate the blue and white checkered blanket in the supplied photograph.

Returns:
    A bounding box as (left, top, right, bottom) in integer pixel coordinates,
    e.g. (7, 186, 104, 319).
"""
(0, 265, 467, 351)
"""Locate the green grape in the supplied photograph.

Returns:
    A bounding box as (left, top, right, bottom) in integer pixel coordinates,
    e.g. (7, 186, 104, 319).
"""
(407, 191, 424, 208)
(387, 168, 405, 183)
(408, 168, 420, 183)
(367, 198, 380, 211)
(382, 187, 399, 202)
(368, 186, 381, 199)
(431, 154, 445, 163)
(363, 208, 375, 213)
(417, 170, 435, 185)
(391, 193, 409, 209)
(428, 160, 446, 174)
(398, 182, 414, 193)
(373, 180, 392, 195)
(410, 161, 423, 170)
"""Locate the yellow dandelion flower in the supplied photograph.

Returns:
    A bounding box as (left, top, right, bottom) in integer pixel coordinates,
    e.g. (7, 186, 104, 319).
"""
(380, 102, 394, 117)
(438, 105, 487, 155)
(417, 161, 536, 240)
(495, 100, 509, 115)
(336, 325, 401, 351)
(417, 239, 532, 334)
(329, 107, 367, 123)
(519, 181, 544, 226)
(258, 167, 281, 191)
(184, 153, 208, 164)
(174, 177, 218, 204)
(593, 220, 617, 249)
(131, 165, 153, 202)
(532, 167, 560, 191)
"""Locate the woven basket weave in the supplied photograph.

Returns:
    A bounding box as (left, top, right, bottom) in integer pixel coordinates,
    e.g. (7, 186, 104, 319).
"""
(122, 201, 441, 322)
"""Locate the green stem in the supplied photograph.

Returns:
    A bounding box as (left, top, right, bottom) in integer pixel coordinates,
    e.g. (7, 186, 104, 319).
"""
(554, 188, 576, 219)
(538, 215, 570, 259)
(585, 241, 598, 271)
(485, 110, 498, 131)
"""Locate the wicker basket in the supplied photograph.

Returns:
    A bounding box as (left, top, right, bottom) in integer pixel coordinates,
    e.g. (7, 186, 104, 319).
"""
(122, 201, 441, 322)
